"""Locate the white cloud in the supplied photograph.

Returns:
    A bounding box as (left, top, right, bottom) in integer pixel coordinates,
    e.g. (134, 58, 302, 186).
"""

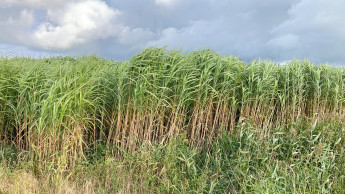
(30, 0, 122, 50)
(272, 0, 345, 36)
(146, 17, 267, 60)
(0, 0, 72, 9)
(7, 9, 35, 27)
(1, 0, 345, 64)
(0, 0, 160, 53)
(267, 0, 345, 63)
(118, 27, 156, 47)
(155, 0, 176, 6)
(0, 8, 35, 45)
(1, 9, 34, 27)
(267, 34, 300, 49)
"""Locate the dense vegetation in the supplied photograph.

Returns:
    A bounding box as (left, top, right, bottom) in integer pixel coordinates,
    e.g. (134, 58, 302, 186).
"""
(0, 47, 344, 193)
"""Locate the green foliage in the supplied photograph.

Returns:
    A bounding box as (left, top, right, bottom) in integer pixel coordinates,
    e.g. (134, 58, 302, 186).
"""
(195, 121, 345, 193)
(0, 145, 19, 165)
(35, 121, 342, 193)
(1, 48, 345, 192)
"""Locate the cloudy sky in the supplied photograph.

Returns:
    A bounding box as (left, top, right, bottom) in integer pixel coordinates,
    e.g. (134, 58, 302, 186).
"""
(0, 0, 344, 64)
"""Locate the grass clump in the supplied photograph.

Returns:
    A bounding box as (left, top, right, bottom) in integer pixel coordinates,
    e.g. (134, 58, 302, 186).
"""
(1, 47, 345, 192)
(0, 121, 344, 193)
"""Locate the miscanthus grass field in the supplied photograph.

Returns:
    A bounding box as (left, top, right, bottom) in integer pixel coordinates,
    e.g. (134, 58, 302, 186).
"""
(0, 47, 344, 193)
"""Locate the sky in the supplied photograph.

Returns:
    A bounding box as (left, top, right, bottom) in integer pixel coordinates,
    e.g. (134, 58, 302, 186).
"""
(0, 0, 344, 64)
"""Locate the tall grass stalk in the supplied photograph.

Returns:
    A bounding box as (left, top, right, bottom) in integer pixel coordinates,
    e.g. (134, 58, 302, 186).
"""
(1, 48, 345, 169)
